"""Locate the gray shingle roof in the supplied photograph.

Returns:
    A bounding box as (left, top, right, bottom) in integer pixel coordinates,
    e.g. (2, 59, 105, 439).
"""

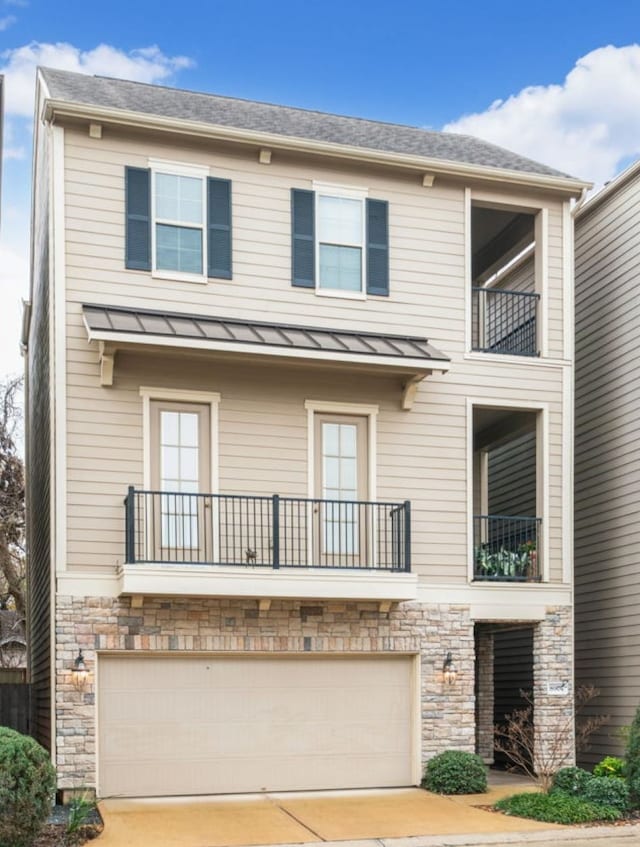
(83, 304, 449, 365)
(41, 67, 572, 179)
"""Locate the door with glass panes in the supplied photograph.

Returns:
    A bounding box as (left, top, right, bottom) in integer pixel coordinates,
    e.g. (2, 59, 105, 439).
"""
(150, 401, 211, 562)
(314, 414, 369, 567)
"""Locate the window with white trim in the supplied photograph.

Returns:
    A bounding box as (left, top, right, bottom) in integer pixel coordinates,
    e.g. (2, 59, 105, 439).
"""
(316, 188, 366, 294)
(153, 171, 206, 277)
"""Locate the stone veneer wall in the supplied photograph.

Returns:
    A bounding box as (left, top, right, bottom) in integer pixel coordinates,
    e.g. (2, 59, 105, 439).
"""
(55, 596, 476, 789)
(55, 596, 573, 791)
(475, 629, 494, 763)
(533, 605, 575, 772)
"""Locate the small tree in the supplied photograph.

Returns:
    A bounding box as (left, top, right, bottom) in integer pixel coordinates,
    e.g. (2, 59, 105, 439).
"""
(494, 684, 608, 793)
(0, 376, 25, 617)
(625, 703, 640, 808)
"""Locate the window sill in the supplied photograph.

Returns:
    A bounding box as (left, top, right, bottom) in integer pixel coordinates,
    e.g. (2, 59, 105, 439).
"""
(315, 288, 367, 301)
(152, 270, 209, 285)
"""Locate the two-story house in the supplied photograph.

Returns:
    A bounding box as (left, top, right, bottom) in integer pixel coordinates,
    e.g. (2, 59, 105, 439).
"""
(574, 161, 640, 766)
(24, 67, 588, 798)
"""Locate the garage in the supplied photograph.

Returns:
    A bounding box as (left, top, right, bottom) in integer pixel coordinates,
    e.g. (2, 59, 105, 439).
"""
(97, 654, 417, 797)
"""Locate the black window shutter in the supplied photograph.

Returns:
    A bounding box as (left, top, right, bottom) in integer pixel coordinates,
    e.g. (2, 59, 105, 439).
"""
(207, 178, 232, 279)
(125, 167, 151, 270)
(366, 198, 389, 296)
(291, 189, 315, 288)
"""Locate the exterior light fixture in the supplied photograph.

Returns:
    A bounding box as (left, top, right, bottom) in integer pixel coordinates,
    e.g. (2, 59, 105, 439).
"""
(71, 649, 88, 691)
(443, 651, 458, 685)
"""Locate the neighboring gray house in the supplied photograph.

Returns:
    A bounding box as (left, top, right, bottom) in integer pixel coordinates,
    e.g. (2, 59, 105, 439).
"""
(24, 67, 587, 798)
(575, 161, 640, 765)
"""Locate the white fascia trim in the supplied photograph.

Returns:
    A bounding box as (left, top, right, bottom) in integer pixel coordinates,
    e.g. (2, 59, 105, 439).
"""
(562, 201, 574, 363)
(304, 400, 378, 502)
(85, 325, 450, 374)
(44, 100, 590, 195)
(139, 386, 221, 492)
(562, 366, 574, 588)
(465, 397, 550, 583)
(416, 583, 571, 620)
(52, 125, 67, 578)
(463, 187, 472, 353)
(118, 565, 418, 603)
(463, 352, 570, 369)
(537, 207, 549, 357)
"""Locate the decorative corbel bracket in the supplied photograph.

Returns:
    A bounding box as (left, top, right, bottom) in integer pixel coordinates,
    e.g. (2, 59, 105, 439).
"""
(99, 341, 116, 386)
(401, 374, 426, 411)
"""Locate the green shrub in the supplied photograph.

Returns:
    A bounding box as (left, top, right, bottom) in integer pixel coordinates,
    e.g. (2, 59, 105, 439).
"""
(583, 775, 629, 812)
(0, 726, 56, 847)
(495, 791, 621, 824)
(593, 755, 625, 779)
(422, 750, 487, 794)
(625, 704, 640, 808)
(551, 766, 592, 797)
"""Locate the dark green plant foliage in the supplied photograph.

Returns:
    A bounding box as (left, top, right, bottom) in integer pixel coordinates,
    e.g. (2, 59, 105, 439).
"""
(495, 791, 621, 824)
(625, 703, 640, 809)
(422, 750, 487, 795)
(583, 775, 629, 812)
(551, 766, 592, 797)
(593, 755, 625, 779)
(0, 726, 56, 847)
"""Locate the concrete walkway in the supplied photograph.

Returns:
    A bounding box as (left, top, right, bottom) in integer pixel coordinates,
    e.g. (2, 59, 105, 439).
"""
(97, 783, 558, 847)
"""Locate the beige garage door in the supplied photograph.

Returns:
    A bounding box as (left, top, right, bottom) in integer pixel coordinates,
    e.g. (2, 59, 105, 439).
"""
(98, 654, 415, 797)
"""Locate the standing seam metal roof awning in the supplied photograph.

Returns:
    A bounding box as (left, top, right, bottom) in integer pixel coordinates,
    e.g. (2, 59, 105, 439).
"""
(82, 304, 449, 408)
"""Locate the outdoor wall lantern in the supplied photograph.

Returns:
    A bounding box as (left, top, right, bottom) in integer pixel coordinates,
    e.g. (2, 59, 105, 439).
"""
(71, 649, 88, 691)
(442, 651, 458, 685)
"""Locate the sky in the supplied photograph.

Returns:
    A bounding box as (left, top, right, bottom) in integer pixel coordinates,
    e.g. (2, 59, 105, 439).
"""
(1, 0, 640, 378)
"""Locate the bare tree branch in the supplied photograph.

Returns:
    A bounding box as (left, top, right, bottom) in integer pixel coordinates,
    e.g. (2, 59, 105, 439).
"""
(494, 685, 609, 792)
(0, 376, 25, 616)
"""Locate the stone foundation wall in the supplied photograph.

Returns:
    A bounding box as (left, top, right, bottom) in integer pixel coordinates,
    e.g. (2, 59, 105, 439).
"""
(475, 629, 494, 763)
(55, 595, 476, 789)
(55, 596, 573, 791)
(533, 605, 575, 774)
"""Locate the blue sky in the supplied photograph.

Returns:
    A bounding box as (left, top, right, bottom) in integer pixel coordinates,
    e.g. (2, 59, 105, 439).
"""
(1, 0, 640, 376)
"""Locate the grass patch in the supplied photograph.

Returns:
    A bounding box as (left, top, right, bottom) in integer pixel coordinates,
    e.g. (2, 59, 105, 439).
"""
(495, 791, 621, 825)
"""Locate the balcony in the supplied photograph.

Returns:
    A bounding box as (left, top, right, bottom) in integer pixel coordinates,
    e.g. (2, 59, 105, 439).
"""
(472, 288, 539, 356)
(473, 514, 541, 582)
(119, 489, 418, 603)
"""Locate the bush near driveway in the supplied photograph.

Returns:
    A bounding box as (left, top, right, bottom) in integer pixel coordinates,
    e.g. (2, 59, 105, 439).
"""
(495, 791, 621, 824)
(422, 750, 487, 794)
(0, 726, 56, 847)
(583, 775, 629, 812)
(551, 766, 593, 797)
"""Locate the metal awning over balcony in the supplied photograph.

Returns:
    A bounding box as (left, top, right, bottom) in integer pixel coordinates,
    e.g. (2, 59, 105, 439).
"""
(82, 304, 450, 408)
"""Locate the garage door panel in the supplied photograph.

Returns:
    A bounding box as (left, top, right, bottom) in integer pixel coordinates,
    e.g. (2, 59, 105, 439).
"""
(98, 655, 415, 797)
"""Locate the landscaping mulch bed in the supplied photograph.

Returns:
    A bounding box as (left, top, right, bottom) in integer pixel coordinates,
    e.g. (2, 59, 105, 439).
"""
(31, 804, 103, 847)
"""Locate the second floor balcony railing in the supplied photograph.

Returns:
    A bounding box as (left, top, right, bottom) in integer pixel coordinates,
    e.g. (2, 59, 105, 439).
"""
(124, 488, 411, 572)
(472, 287, 539, 356)
(473, 514, 541, 582)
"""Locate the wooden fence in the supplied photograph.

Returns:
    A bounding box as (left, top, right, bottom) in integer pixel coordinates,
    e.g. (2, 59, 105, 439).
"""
(0, 683, 31, 734)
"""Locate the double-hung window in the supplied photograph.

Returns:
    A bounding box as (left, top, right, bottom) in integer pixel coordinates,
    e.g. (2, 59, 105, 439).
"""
(317, 189, 366, 295)
(154, 171, 205, 277)
(291, 184, 389, 297)
(125, 162, 232, 281)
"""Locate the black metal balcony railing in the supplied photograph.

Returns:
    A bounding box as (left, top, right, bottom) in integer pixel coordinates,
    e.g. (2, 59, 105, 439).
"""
(472, 288, 539, 356)
(124, 488, 411, 572)
(473, 514, 541, 582)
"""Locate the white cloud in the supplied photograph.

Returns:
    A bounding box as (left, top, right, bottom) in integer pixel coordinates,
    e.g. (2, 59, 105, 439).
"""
(444, 44, 640, 187)
(0, 41, 194, 117)
(0, 14, 16, 29)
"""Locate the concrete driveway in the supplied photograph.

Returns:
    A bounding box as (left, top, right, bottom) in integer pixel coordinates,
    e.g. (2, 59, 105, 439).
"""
(96, 784, 560, 847)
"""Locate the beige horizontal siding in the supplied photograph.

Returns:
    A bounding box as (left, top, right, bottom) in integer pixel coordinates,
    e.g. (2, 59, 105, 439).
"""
(61, 124, 570, 587)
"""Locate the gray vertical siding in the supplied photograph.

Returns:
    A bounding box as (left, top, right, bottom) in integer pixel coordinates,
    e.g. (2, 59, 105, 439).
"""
(574, 168, 640, 765)
(26, 124, 52, 752)
(488, 431, 537, 517)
